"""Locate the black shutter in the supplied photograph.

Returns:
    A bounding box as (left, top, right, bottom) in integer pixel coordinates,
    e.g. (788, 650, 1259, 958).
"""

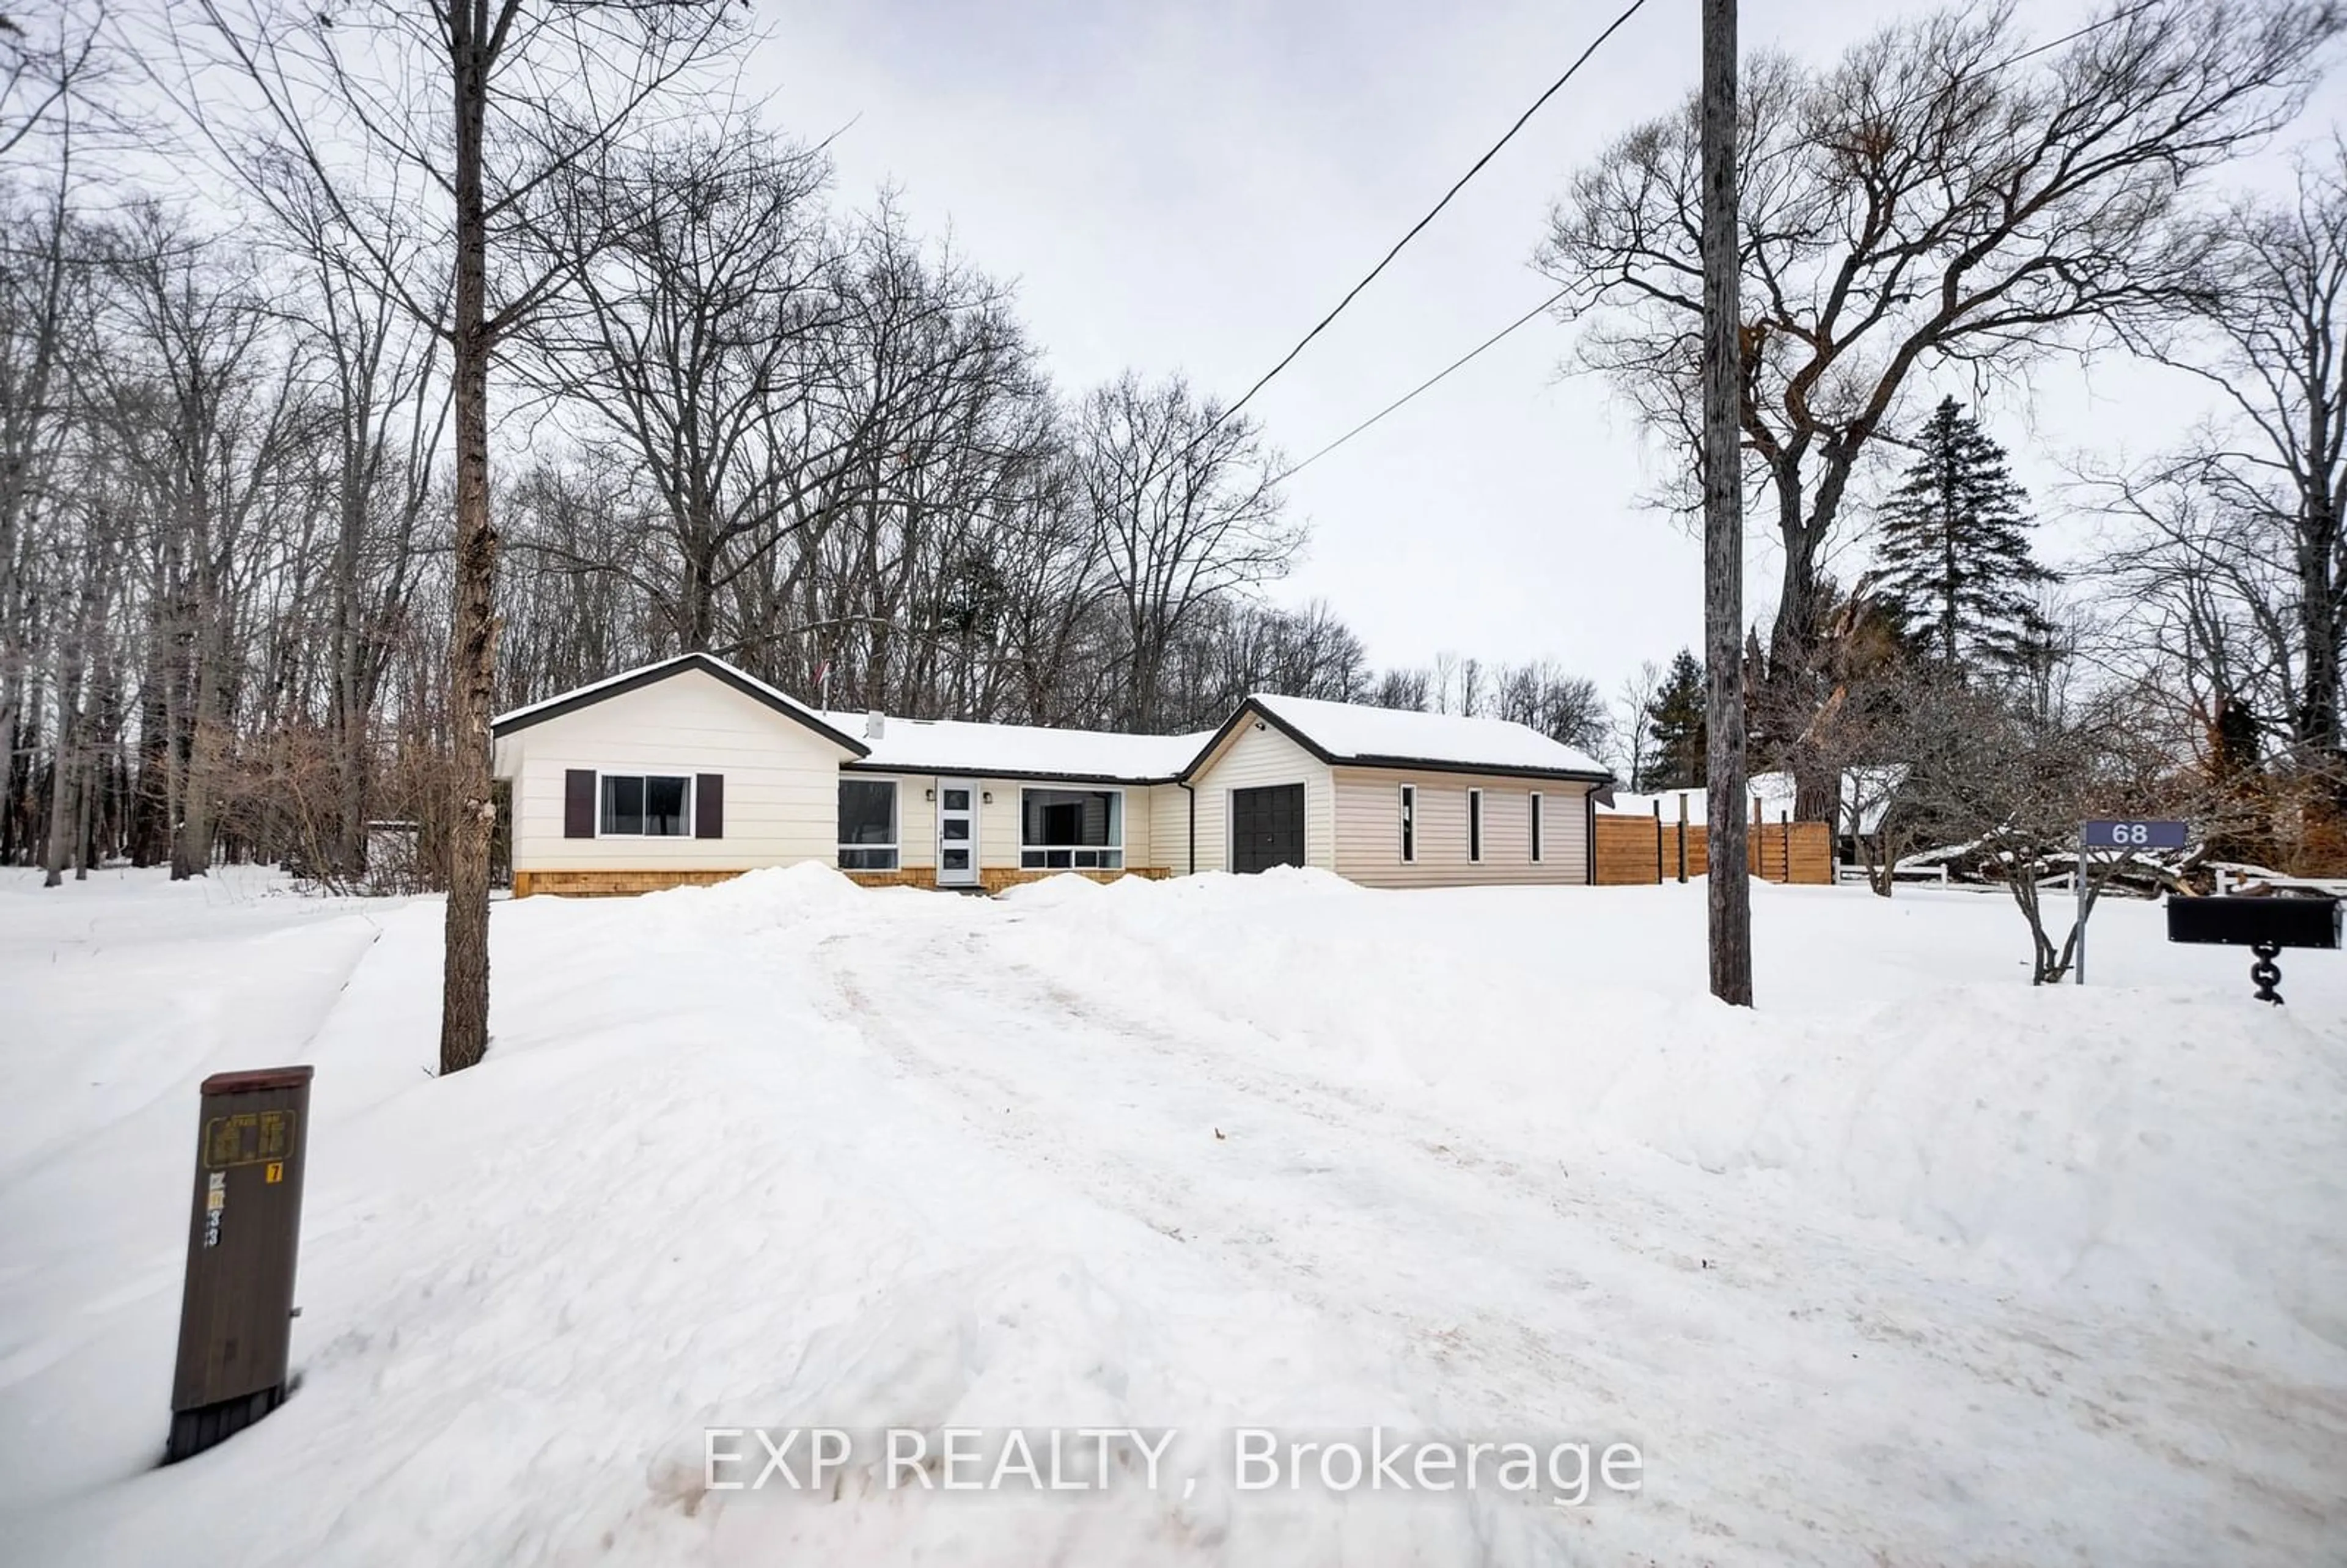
(695, 773, 724, 839)
(564, 769, 596, 838)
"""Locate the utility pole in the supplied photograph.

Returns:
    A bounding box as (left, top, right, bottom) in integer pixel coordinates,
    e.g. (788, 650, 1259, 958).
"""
(1700, 0, 1752, 1006)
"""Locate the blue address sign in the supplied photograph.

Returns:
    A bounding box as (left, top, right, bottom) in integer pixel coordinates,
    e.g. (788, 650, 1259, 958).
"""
(2081, 819, 2189, 851)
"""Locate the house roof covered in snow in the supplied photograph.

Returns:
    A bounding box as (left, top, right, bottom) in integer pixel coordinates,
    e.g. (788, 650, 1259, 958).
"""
(1209, 693, 1614, 782)
(492, 654, 1618, 786)
(835, 713, 1212, 784)
(490, 653, 870, 755)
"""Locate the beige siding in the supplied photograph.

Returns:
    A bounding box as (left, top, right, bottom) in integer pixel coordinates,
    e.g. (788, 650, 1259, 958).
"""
(498, 669, 856, 872)
(1332, 767, 1592, 888)
(1145, 782, 1194, 873)
(1186, 724, 1336, 872)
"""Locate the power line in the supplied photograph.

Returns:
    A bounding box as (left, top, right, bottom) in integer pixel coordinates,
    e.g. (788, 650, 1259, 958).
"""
(1997, 0, 2161, 71)
(1269, 0, 2161, 489)
(1216, 0, 1651, 434)
(1273, 287, 1567, 484)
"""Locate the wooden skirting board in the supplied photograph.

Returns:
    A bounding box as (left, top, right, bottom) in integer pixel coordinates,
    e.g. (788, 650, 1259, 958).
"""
(510, 869, 747, 899)
(847, 866, 1171, 894)
(512, 866, 1172, 898)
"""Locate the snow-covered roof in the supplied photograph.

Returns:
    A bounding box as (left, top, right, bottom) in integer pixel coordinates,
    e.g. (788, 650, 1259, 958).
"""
(492, 654, 1614, 785)
(1244, 693, 1611, 779)
(491, 653, 865, 752)
(832, 712, 1211, 783)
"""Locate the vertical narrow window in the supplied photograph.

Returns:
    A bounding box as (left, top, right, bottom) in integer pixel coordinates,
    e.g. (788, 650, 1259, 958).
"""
(1399, 784, 1416, 863)
(1530, 792, 1544, 863)
(1467, 788, 1483, 863)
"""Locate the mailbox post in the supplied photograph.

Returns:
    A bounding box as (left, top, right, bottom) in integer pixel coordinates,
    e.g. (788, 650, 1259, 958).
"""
(2074, 819, 2189, 985)
(2165, 895, 2341, 1004)
(167, 1065, 313, 1462)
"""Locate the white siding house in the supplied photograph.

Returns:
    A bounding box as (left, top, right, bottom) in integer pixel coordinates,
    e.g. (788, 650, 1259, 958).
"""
(490, 655, 1613, 896)
(491, 657, 865, 897)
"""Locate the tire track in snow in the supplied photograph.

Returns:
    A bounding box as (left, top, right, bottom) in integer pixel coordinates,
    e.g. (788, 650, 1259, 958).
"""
(781, 895, 2341, 1564)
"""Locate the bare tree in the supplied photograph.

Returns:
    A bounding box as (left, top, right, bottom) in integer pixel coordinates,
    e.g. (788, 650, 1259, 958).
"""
(1491, 659, 1609, 752)
(523, 120, 844, 654)
(270, 174, 446, 878)
(1612, 658, 1662, 788)
(0, 0, 116, 167)
(91, 213, 301, 879)
(1538, 0, 2341, 811)
(185, 0, 741, 1072)
(1370, 666, 1432, 713)
(2114, 142, 2346, 778)
(1076, 373, 1298, 731)
(1889, 674, 2183, 981)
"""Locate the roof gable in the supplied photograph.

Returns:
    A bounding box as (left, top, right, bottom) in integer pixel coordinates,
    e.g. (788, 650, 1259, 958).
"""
(1184, 694, 1612, 783)
(490, 654, 870, 756)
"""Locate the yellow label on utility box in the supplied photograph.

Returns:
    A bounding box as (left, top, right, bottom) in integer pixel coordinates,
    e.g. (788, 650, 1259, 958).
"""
(204, 1110, 298, 1170)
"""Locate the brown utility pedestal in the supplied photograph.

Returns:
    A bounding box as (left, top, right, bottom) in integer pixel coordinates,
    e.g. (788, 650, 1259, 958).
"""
(166, 1065, 313, 1462)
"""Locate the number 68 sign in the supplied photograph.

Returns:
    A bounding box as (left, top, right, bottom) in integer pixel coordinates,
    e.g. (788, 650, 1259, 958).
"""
(2081, 819, 2189, 851)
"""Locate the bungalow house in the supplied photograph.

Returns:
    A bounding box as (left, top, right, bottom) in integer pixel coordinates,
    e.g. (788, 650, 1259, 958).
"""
(489, 653, 1614, 896)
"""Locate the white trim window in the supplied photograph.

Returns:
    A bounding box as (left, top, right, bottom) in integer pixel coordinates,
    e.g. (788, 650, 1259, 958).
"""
(1021, 786, 1123, 869)
(1399, 783, 1416, 864)
(600, 772, 692, 837)
(837, 779, 899, 870)
(1467, 787, 1483, 863)
(1530, 791, 1544, 863)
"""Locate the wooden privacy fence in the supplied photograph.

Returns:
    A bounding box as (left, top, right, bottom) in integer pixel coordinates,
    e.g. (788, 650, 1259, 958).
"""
(1593, 813, 1834, 886)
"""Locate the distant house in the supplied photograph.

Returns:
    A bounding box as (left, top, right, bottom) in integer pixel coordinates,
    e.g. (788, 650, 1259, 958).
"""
(490, 653, 1614, 896)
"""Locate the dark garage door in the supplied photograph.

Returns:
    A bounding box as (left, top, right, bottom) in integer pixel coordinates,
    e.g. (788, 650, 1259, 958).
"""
(1232, 784, 1306, 874)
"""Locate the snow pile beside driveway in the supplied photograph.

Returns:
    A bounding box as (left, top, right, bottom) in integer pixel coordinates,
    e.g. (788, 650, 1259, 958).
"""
(3, 866, 2343, 1565)
(1009, 875, 2347, 1344)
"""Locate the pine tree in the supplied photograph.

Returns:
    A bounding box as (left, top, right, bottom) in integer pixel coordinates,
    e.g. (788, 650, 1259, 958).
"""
(1641, 648, 1706, 790)
(1873, 398, 2059, 674)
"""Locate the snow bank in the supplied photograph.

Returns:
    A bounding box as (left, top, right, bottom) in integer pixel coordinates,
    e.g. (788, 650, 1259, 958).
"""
(996, 880, 2347, 1343)
(992, 871, 1111, 907)
(5, 868, 2343, 1564)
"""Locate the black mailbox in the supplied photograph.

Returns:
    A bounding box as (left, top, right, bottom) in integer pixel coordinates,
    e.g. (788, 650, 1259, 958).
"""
(167, 1065, 312, 1462)
(2165, 894, 2340, 1004)
(2166, 895, 2341, 948)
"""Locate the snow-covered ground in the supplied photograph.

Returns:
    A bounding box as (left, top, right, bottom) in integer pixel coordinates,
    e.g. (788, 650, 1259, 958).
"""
(2, 865, 2342, 1565)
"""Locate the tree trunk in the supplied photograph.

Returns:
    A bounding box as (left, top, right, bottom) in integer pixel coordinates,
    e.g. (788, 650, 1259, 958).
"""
(2297, 479, 2341, 767)
(440, 12, 499, 1076)
(73, 730, 95, 879)
(40, 723, 75, 888)
(1701, 0, 1751, 1007)
(174, 621, 228, 880)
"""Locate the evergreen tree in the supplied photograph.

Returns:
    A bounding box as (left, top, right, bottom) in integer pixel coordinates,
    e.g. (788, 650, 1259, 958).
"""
(1640, 648, 1706, 790)
(1873, 397, 2059, 674)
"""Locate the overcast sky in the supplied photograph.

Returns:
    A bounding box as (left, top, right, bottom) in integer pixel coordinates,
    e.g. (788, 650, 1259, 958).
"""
(746, 0, 2294, 698)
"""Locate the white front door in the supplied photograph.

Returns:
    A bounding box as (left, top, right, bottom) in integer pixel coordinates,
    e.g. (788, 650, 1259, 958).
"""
(935, 778, 980, 887)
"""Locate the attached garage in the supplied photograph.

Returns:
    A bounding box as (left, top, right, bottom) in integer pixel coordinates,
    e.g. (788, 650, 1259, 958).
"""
(1185, 694, 1611, 886)
(1230, 783, 1306, 874)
